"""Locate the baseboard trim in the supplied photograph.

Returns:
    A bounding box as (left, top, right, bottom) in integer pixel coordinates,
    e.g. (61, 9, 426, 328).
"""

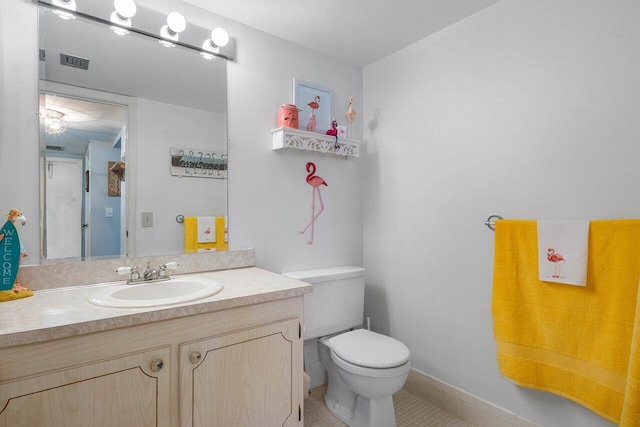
(403, 368, 539, 427)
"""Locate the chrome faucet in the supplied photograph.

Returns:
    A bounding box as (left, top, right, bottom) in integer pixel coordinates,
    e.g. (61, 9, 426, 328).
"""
(143, 263, 158, 280)
(117, 262, 178, 284)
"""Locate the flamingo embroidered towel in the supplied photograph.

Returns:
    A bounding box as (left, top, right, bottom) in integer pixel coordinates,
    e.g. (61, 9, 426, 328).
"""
(197, 216, 216, 243)
(184, 216, 228, 253)
(492, 219, 640, 425)
(537, 220, 589, 286)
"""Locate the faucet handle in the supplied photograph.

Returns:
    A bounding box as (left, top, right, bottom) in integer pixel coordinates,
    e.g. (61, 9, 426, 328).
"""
(158, 262, 177, 278)
(164, 261, 178, 270)
(117, 266, 140, 282)
(116, 266, 132, 275)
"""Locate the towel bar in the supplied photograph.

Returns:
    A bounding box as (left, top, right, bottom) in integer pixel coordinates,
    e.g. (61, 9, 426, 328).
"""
(485, 214, 503, 231)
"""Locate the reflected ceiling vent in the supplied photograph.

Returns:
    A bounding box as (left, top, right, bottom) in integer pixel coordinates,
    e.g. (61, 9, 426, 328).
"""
(60, 53, 90, 70)
(46, 145, 65, 151)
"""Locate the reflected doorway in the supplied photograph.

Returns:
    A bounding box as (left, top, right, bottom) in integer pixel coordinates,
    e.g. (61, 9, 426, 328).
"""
(45, 157, 82, 259)
(41, 92, 127, 260)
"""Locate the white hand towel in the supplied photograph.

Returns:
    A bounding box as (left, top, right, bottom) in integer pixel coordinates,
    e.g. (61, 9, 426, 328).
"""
(197, 216, 216, 243)
(537, 220, 589, 286)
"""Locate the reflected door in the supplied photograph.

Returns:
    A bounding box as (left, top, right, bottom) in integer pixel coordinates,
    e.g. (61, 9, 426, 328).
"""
(45, 157, 82, 259)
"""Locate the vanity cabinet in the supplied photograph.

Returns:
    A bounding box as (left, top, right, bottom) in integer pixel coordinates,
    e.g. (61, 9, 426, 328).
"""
(180, 319, 301, 426)
(0, 347, 171, 426)
(0, 296, 304, 427)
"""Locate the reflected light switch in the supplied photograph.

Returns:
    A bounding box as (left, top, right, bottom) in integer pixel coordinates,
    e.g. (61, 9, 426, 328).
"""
(142, 212, 153, 227)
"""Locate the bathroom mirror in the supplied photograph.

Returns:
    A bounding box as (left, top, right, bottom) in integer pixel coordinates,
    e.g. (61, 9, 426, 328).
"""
(38, 3, 228, 261)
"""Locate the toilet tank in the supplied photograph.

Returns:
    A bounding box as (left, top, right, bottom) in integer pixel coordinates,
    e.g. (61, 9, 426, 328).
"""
(283, 266, 365, 340)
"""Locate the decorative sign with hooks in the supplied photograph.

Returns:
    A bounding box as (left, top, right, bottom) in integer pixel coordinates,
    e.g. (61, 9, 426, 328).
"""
(170, 147, 228, 179)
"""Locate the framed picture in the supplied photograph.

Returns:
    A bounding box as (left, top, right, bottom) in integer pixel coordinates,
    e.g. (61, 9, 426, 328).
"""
(293, 78, 332, 134)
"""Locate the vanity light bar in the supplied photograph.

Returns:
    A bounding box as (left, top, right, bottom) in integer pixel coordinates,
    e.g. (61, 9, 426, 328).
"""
(35, 0, 234, 61)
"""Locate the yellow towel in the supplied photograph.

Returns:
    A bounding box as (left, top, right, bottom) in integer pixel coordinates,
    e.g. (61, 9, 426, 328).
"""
(621, 286, 640, 426)
(492, 219, 640, 424)
(184, 216, 228, 253)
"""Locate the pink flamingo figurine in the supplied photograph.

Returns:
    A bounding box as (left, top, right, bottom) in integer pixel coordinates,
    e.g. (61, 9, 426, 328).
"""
(299, 162, 327, 245)
(346, 97, 357, 139)
(547, 248, 566, 278)
(326, 119, 339, 148)
(306, 96, 320, 132)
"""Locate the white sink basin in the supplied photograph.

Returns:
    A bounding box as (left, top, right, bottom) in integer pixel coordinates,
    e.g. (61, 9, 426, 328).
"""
(89, 276, 224, 308)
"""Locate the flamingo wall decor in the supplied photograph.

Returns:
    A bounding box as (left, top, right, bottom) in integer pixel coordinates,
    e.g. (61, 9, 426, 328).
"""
(299, 162, 327, 244)
(306, 96, 320, 132)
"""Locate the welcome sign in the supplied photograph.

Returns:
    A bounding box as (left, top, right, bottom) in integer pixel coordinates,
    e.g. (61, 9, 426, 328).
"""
(0, 220, 20, 291)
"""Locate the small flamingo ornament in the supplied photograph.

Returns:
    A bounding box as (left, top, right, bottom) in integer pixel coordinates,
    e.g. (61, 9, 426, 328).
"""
(346, 97, 356, 139)
(306, 96, 320, 132)
(299, 162, 327, 245)
(547, 248, 566, 278)
(326, 119, 339, 148)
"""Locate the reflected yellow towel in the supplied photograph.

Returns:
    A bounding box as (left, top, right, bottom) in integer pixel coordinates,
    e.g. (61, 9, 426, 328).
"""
(184, 216, 228, 253)
(492, 220, 640, 425)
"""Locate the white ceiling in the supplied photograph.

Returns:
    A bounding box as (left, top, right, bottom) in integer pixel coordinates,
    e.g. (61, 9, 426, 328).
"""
(182, 0, 502, 67)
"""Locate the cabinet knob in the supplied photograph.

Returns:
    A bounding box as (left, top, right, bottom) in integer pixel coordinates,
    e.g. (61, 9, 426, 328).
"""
(190, 351, 202, 364)
(150, 359, 164, 372)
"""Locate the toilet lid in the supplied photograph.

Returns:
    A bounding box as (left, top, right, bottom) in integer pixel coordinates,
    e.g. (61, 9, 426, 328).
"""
(329, 329, 410, 369)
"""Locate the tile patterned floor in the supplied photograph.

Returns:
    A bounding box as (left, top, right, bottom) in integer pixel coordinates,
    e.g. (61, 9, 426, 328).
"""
(304, 385, 473, 427)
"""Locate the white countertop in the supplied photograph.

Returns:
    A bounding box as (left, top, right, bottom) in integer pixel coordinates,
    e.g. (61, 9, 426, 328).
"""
(0, 267, 311, 348)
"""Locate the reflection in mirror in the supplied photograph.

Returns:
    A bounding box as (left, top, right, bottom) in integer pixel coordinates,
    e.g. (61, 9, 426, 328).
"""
(38, 3, 228, 262)
(41, 93, 126, 261)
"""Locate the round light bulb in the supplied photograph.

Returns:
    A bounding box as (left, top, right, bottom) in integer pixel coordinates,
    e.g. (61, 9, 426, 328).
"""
(160, 25, 178, 44)
(114, 0, 136, 19)
(52, 0, 76, 11)
(110, 11, 131, 34)
(167, 12, 186, 34)
(210, 28, 229, 47)
(52, 0, 76, 19)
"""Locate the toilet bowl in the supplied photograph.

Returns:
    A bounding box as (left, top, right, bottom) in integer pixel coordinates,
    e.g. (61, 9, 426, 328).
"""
(319, 329, 411, 427)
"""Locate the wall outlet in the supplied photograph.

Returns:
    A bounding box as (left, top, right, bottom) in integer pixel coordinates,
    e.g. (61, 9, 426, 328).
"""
(141, 212, 153, 227)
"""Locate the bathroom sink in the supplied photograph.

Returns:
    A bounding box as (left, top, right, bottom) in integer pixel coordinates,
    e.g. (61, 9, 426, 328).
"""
(88, 276, 224, 308)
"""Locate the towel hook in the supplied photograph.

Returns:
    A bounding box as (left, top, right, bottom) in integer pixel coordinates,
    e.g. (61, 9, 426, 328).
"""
(485, 214, 503, 231)
(176, 214, 184, 224)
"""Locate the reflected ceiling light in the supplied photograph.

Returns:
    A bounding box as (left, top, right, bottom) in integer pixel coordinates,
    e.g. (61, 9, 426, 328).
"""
(110, 0, 137, 35)
(52, 0, 76, 20)
(200, 39, 218, 60)
(45, 110, 67, 135)
(159, 11, 186, 47)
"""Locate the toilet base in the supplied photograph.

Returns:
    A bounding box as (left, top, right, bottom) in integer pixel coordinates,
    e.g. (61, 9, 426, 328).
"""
(351, 394, 396, 427)
(325, 393, 397, 427)
(324, 393, 354, 426)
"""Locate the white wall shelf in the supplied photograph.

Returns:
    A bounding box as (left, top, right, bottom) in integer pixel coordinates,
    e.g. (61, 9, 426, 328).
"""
(272, 127, 360, 158)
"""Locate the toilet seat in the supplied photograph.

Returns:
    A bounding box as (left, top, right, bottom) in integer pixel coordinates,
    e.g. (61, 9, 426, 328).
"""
(329, 329, 410, 369)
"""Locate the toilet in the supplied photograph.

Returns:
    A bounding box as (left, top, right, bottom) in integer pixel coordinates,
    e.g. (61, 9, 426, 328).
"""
(283, 266, 410, 427)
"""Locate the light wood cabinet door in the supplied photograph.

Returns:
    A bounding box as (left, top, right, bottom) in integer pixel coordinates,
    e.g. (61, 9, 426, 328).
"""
(0, 346, 171, 427)
(179, 319, 302, 427)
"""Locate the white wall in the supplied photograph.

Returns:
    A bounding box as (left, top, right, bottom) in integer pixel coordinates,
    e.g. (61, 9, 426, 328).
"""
(362, 1, 640, 426)
(221, 16, 364, 273)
